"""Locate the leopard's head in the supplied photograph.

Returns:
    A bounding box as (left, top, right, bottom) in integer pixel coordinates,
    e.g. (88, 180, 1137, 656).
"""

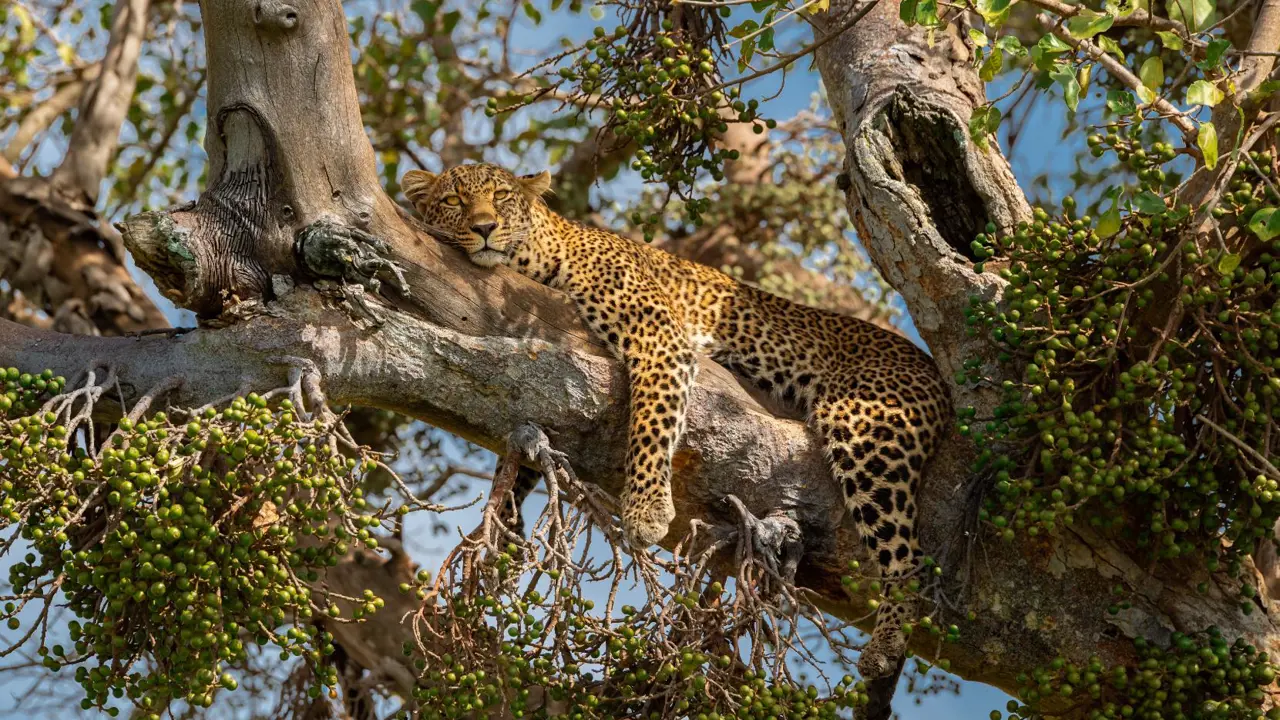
(402, 163, 552, 268)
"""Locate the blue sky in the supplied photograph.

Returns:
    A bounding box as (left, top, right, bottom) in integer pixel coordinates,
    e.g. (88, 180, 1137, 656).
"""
(0, 0, 1104, 716)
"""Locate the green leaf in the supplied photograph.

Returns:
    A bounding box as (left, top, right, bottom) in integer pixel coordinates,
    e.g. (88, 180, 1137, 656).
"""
(1106, 89, 1137, 115)
(758, 27, 775, 52)
(969, 28, 989, 47)
(1186, 80, 1224, 107)
(1066, 11, 1114, 39)
(1132, 191, 1167, 215)
(410, 0, 439, 23)
(1037, 33, 1073, 54)
(1051, 65, 1081, 111)
(969, 108, 990, 147)
(995, 35, 1026, 56)
(976, 0, 1011, 25)
(522, 2, 543, 24)
(1167, 0, 1215, 31)
(739, 38, 756, 72)
(1136, 57, 1163, 104)
(985, 104, 1002, 134)
(900, 0, 919, 24)
(441, 10, 461, 33)
(1248, 208, 1280, 241)
(1097, 35, 1124, 59)
(915, 0, 940, 26)
(1139, 57, 1164, 91)
(969, 105, 1001, 148)
(980, 48, 1004, 82)
(1032, 34, 1072, 70)
(1255, 80, 1280, 101)
(1198, 121, 1218, 170)
(1156, 31, 1184, 50)
(1217, 253, 1241, 275)
(729, 19, 760, 38)
(1197, 39, 1231, 71)
(1097, 207, 1122, 238)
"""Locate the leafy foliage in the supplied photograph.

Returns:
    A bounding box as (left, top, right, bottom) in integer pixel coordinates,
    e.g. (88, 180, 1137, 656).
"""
(505, 6, 773, 230)
(1006, 631, 1279, 720)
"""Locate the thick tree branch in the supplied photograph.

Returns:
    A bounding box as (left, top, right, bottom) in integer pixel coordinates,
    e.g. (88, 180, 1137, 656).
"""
(2, 68, 95, 166)
(802, 0, 1280, 693)
(48, 0, 150, 207)
(3, 277, 1276, 698)
(814, 0, 1028, 417)
(0, 0, 165, 336)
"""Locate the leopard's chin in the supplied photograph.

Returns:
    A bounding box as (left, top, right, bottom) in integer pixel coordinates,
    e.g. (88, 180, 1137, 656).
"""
(470, 249, 509, 268)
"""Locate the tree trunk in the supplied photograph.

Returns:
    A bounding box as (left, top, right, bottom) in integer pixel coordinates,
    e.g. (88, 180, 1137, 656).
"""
(1, 0, 1277, 708)
(0, 0, 166, 336)
(814, 0, 1027, 415)
(49, 0, 151, 208)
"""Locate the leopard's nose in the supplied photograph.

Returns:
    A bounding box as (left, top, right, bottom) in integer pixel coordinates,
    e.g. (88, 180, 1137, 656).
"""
(470, 222, 497, 239)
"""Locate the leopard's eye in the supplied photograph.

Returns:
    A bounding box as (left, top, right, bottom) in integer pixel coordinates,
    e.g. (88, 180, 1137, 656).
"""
(443, 195, 463, 207)
(493, 189, 511, 201)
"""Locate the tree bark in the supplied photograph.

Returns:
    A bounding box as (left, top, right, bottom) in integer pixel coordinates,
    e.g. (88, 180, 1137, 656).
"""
(814, 0, 1027, 419)
(4, 0, 1278, 708)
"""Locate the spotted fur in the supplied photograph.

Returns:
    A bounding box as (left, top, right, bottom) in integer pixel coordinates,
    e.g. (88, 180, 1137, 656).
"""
(402, 163, 952, 681)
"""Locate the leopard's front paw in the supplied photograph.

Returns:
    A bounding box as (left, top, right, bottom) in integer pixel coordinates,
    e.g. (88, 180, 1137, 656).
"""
(857, 632, 906, 680)
(620, 492, 676, 547)
(857, 647, 898, 680)
(294, 219, 408, 294)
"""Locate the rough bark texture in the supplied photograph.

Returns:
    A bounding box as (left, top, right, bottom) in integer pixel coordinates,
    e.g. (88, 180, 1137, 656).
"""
(0, 179, 168, 335)
(3, 0, 1279, 710)
(814, 1, 1027, 419)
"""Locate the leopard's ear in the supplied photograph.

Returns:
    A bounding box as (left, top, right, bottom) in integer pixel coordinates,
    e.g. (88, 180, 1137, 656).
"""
(515, 170, 553, 200)
(401, 170, 439, 203)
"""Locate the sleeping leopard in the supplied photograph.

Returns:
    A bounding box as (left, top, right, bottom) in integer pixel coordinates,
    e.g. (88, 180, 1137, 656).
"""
(401, 162, 952, 698)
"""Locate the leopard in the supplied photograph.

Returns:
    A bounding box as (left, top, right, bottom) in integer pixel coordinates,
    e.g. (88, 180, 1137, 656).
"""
(400, 162, 952, 693)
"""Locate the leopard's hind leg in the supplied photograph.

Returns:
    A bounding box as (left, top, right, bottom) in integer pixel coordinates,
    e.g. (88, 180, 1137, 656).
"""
(812, 392, 925, 681)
